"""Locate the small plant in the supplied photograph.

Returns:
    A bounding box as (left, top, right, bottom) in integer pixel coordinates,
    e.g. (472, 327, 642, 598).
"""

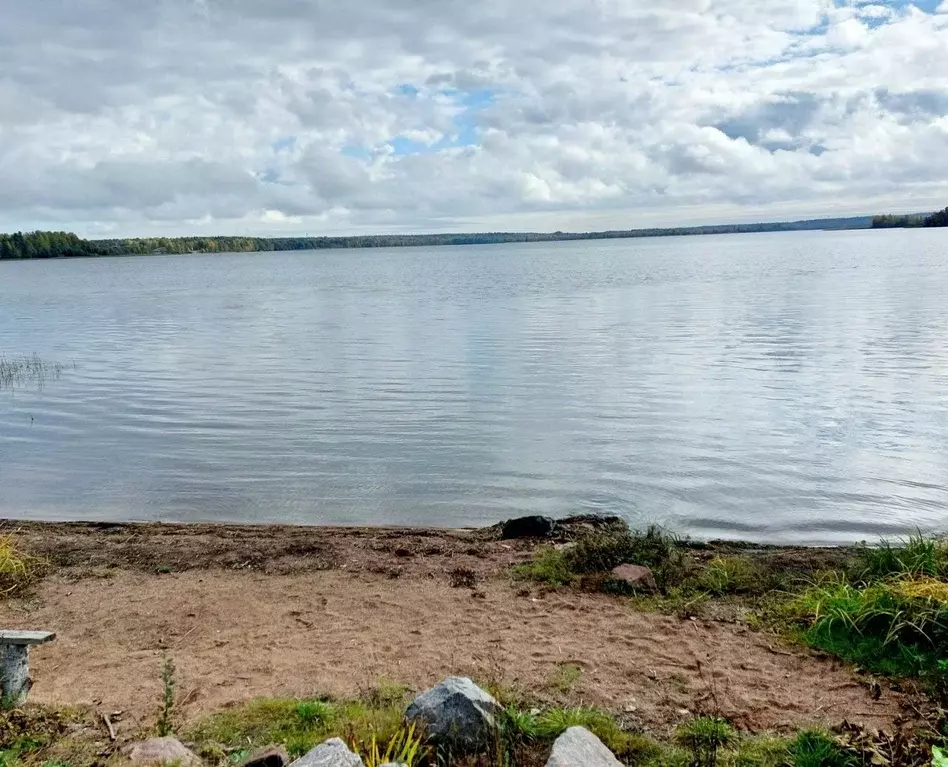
(356, 721, 425, 767)
(448, 567, 477, 589)
(294, 700, 331, 727)
(501, 705, 540, 742)
(156, 654, 176, 737)
(789, 730, 857, 767)
(548, 663, 582, 695)
(675, 717, 735, 767)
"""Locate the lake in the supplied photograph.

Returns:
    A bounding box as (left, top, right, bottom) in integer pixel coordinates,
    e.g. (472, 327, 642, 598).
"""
(2, 230, 947, 544)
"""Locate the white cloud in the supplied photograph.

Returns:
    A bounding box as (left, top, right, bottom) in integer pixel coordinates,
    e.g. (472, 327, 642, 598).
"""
(0, 0, 947, 236)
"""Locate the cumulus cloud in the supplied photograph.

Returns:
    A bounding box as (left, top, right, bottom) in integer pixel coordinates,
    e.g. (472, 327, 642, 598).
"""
(1, 0, 947, 235)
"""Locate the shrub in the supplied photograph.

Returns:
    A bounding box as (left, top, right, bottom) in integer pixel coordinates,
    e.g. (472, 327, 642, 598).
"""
(511, 548, 574, 587)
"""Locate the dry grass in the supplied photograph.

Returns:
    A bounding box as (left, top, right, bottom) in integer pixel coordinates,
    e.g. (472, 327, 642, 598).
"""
(0, 535, 44, 598)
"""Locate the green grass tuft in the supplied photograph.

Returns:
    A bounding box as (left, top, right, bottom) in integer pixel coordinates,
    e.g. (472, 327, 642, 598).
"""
(675, 717, 736, 767)
(789, 730, 857, 767)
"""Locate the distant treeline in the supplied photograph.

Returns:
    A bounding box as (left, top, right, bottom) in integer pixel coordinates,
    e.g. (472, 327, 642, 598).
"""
(871, 207, 948, 229)
(0, 215, 875, 260)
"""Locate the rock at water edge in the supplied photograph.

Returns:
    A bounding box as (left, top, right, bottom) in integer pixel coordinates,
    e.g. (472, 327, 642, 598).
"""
(501, 515, 556, 539)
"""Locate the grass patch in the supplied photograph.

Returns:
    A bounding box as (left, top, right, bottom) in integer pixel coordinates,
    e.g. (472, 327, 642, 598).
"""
(788, 574, 948, 680)
(512, 548, 574, 588)
(187, 697, 409, 761)
(0, 706, 106, 767)
(857, 532, 948, 582)
(699, 557, 766, 596)
(513, 524, 685, 592)
(789, 730, 858, 767)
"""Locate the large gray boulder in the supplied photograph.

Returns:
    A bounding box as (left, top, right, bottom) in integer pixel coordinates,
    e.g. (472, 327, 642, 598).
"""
(288, 738, 363, 767)
(405, 676, 501, 751)
(126, 737, 202, 767)
(545, 727, 622, 767)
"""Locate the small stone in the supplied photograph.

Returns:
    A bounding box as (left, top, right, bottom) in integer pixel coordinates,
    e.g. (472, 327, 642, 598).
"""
(289, 739, 363, 767)
(405, 676, 501, 752)
(501, 516, 556, 539)
(239, 745, 290, 767)
(126, 737, 202, 767)
(609, 564, 658, 593)
(545, 727, 622, 767)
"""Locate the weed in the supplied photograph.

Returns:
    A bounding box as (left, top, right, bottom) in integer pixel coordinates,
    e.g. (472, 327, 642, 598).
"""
(156, 654, 176, 737)
(789, 730, 857, 767)
(448, 568, 477, 589)
(675, 717, 735, 767)
(547, 664, 582, 695)
(356, 721, 425, 767)
(0, 355, 64, 393)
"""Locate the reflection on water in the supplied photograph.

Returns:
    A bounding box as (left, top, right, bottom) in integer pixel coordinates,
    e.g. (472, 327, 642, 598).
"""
(1, 230, 948, 544)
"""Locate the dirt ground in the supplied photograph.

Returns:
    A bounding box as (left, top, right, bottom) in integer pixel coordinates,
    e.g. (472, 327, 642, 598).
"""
(0, 521, 913, 740)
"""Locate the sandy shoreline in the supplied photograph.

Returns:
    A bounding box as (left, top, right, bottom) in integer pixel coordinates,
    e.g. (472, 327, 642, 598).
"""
(0, 519, 913, 743)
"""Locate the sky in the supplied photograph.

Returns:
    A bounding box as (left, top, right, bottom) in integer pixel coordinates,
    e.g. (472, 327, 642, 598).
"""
(1, 0, 947, 237)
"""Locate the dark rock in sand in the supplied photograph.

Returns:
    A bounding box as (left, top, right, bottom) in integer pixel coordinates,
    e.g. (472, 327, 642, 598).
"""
(501, 515, 556, 539)
(405, 676, 501, 751)
(239, 746, 290, 767)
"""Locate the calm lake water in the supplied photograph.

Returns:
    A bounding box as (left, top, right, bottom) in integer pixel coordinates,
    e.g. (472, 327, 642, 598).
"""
(2, 230, 948, 543)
